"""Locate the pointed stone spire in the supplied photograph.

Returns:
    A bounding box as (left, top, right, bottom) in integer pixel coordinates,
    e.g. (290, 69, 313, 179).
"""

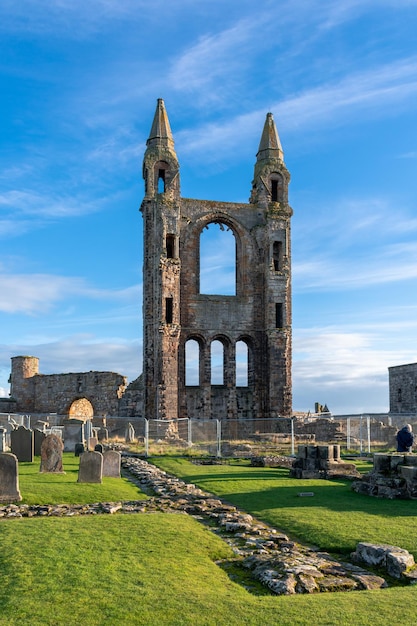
(147, 98, 175, 150)
(256, 112, 284, 163)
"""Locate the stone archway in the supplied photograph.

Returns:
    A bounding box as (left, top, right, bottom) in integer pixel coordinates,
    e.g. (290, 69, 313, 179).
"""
(68, 398, 94, 420)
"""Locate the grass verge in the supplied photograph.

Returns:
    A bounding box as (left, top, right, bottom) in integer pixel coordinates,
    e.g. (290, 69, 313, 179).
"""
(17, 453, 145, 504)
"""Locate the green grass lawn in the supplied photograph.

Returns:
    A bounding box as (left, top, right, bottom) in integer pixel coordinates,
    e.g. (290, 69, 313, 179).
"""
(1, 454, 417, 625)
(153, 457, 417, 556)
(17, 453, 146, 504)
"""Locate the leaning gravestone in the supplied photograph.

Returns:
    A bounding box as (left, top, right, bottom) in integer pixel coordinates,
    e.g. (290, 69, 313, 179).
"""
(40, 434, 64, 473)
(77, 451, 103, 483)
(34, 428, 46, 456)
(10, 425, 34, 462)
(0, 453, 22, 502)
(103, 450, 121, 478)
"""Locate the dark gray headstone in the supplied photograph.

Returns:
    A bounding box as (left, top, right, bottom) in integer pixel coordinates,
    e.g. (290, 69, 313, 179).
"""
(63, 419, 85, 453)
(74, 443, 85, 457)
(77, 451, 103, 483)
(94, 443, 104, 454)
(0, 453, 22, 502)
(10, 426, 34, 462)
(40, 434, 64, 473)
(103, 450, 121, 478)
(34, 429, 46, 456)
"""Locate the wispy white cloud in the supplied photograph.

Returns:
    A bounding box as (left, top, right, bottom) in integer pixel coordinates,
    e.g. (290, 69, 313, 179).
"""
(176, 56, 417, 161)
(0, 190, 100, 219)
(0, 274, 140, 314)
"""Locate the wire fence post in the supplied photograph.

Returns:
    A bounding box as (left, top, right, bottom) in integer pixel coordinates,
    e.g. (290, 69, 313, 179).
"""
(290, 417, 295, 456)
(359, 415, 363, 454)
(216, 420, 221, 457)
(347, 417, 351, 450)
(144, 419, 149, 457)
(366, 415, 371, 453)
(188, 418, 192, 448)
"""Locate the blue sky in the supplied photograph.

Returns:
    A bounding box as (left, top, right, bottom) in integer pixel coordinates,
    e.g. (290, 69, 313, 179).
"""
(1, 0, 417, 414)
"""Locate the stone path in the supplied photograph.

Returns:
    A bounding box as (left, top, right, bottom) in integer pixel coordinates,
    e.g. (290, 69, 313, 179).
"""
(0, 455, 402, 595)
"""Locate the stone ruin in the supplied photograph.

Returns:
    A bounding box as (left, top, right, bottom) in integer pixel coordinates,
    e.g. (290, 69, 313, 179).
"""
(290, 444, 360, 479)
(351, 453, 417, 499)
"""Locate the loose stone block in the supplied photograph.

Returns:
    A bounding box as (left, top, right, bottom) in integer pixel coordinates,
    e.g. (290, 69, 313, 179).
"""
(373, 454, 391, 474)
(399, 465, 417, 482)
(78, 451, 103, 483)
(0, 453, 22, 502)
(10, 425, 34, 462)
(318, 445, 333, 461)
(103, 450, 121, 478)
(40, 434, 64, 473)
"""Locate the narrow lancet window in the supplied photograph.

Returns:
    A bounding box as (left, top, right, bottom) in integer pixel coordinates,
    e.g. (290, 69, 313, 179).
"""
(211, 340, 224, 385)
(166, 234, 175, 258)
(165, 297, 173, 324)
(273, 241, 282, 271)
(275, 303, 283, 328)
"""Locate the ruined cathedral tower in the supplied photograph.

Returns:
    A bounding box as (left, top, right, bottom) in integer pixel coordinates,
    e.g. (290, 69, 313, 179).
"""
(141, 99, 292, 420)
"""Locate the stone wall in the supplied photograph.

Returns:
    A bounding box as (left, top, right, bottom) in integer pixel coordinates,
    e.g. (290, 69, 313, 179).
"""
(10, 356, 127, 417)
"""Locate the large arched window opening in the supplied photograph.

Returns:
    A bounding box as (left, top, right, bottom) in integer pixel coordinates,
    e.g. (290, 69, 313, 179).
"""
(211, 340, 224, 385)
(236, 340, 248, 387)
(185, 339, 200, 386)
(200, 222, 236, 295)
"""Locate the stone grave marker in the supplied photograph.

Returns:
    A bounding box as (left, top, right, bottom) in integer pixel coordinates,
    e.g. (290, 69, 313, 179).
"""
(34, 428, 46, 456)
(103, 450, 121, 478)
(88, 437, 98, 451)
(63, 419, 85, 453)
(40, 434, 64, 473)
(0, 453, 22, 502)
(10, 425, 34, 462)
(94, 443, 104, 454)
(74, 443, 85, 457)
(78, 451, 103, 483)
(0, 428, 5, 452)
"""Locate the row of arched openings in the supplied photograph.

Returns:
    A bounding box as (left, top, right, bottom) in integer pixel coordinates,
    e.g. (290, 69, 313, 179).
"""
(185, 339, 249, 387)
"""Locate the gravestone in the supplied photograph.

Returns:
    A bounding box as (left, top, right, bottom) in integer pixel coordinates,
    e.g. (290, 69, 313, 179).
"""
(10, 426, 34, 462)
(63, 419, 85, 452)
(97, 427, 109, 442)
(78, 451, 103, 483)
(88, 437, 98, 451)
(0, 453, 22, 502)
(40, 434, 64, 473)
(94, 443, 104, 454)
(103, 450, 121, 478)
(125, 423, 135, 443)
(0, 428, 5, 452)
(34, 428, 46, 456)
(74, 443, 85, 457)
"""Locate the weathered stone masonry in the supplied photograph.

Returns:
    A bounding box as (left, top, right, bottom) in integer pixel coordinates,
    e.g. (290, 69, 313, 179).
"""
(141, 99, 293, 421)
(10, 356, 127, 417)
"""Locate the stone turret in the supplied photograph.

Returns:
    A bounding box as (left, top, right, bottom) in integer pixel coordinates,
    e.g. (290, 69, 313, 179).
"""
(10, 356, 39, 411)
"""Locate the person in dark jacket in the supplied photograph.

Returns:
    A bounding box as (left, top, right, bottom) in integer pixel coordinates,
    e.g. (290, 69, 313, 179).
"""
(396, 424, 414, 452)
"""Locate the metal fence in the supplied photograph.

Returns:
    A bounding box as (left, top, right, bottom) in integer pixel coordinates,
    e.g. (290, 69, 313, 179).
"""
(2, 412, 416, 457)
(129, 414, 416, 457)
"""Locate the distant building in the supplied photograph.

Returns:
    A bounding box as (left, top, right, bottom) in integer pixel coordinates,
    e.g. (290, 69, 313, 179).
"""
(389, 363, 417, 414)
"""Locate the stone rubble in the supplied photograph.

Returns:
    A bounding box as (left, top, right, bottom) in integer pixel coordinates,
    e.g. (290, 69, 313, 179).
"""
(120, 456, 390, 594)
